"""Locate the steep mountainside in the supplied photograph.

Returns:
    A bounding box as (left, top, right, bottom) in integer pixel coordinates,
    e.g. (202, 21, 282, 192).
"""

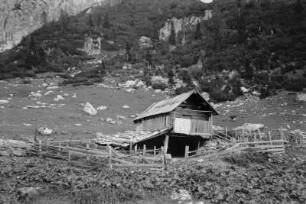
(0, 0, 110, 51)
(0, 0, 305, 102)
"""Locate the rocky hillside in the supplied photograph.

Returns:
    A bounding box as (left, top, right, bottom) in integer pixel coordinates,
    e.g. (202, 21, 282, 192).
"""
(0, 0, 306, 102)
(0, 0, 112, 52)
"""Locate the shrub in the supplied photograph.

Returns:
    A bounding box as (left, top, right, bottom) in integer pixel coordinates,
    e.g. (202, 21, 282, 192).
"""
(210, 91, 236, 102)
(283, 78, 306, 92)
(151, 76, 169, 90)
(174, 86, 192, 95)
(222, 151, 269, 167)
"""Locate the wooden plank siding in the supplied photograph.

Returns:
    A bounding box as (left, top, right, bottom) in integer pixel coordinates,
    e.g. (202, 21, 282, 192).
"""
(136, 114, 170, 132)
(135, 106, 213, 136)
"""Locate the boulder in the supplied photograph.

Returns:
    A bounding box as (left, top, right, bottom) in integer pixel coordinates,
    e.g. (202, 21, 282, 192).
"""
(122, 105, 130, 109)
(97, 105, 108, 111)
(53, 95, 64, 101)
(297, 93, 306, 102)
(37, 126, 53, 135)
(0, 100, 9, 104)
(139, 36, 153, 49)
(83, 102, 97, 116)
(17, 187, 43, 201)
(233, 123, 264, 132)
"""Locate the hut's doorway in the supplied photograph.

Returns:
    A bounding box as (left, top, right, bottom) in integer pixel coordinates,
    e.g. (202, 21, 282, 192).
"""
(167, 135, 206, 157)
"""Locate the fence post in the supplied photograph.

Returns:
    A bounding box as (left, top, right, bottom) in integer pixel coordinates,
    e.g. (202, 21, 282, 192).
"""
(58, 142, 61, 156)
(129, 142, 133, 154)
(153, 146, 156, 156)
(39, 140, 42, 158)
(143, 145, 146, 157)
(185, 146, 189, 159)
(280, 128, 284, 141)
(161, 146, 165, 175)
(268, 131, 272, 145)
(134, 145, 138, 154)
(68, 151, 71, 163)
(108, 145, 112, 170)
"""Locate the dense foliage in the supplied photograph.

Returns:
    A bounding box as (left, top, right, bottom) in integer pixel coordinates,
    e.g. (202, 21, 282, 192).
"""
(2, 149, 306, 203)
(0, 0, 306, 100)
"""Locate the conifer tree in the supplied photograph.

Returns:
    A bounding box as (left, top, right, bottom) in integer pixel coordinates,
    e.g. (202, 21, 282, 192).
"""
(195, 23, 202, 40)
(103, 13, 111, 28)
(169, 21, 176, 45)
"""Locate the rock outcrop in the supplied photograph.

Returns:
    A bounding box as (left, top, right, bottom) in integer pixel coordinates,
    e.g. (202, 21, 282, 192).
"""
(0, 0, 108, 52)
(159, 9, 213, 44)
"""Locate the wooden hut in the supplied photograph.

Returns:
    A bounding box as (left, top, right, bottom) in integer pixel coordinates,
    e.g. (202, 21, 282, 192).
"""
(133, 90, 219, 157)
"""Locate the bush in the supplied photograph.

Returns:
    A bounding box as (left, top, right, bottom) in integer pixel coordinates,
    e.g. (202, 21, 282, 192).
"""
(283, 78, 306, 92)
(210, 91, 236, 102)
(151, 76, 169, 90)
(222, 151, 269, 167)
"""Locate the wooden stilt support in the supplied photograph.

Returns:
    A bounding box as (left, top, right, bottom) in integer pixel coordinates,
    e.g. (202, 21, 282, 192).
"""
(153, 146, 156, 156)
(185, 146, 189, 159)
(164, 135, 169, 154)
(134, 145, 138, 154)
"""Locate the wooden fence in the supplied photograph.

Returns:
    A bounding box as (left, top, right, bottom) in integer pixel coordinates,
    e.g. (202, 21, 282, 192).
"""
(108, 144, 167, 172)
(29, 139, 167, 171)
(29, 139, 110, 168)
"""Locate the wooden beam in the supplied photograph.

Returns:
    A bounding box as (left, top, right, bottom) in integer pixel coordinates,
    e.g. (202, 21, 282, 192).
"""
(164, 135, 169, 153)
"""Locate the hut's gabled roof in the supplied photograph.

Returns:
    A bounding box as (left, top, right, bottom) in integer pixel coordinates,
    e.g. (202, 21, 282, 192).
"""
(134, 90, 218, 122)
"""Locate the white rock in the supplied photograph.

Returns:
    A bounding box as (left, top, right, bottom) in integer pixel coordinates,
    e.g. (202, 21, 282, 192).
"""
(122, 80, 138, 88)
(154, 89, 162, 93)
(63, 93, 69, 97)
(47, 86, 59, 90)
(53, 95, 64, 101)
(23, 123, 32, 127)
(125, 88, 135, 93)
(30, 91, 42, 98)
(297, 93, 306, 102)
(117, 115, 127, 120)
(106, 118, 116, 124)
(122, 105, 130, 109)
(252, 90, 261, 96)
(37, 127, 53, 135)
(136, 80, 145, 87)
(200, 0, 213, 3)
(97, 106, 108, 111)
(83, 102, 97, 116)
(240, 87, 249, 93)
(44, 90, 53, 96)
(233, 123, 264, 132)
(0, 100, 9, 104)
(74, 124, 82, 127)
(72, 93, 77, 98)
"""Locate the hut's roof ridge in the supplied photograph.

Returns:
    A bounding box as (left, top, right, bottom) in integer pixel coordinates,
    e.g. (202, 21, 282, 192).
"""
(134, 90, 218, 122)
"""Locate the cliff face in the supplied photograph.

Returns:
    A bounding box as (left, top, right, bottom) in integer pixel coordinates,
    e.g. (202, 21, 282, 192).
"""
(0, 0, 108, 52)
(159, 9, 213, 44)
